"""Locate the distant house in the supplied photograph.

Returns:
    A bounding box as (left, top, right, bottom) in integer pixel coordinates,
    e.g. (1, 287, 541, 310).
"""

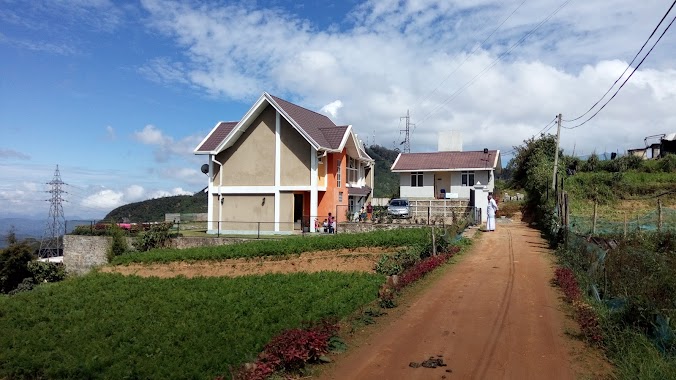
(194, 92, 374, 234)
(391, 150, 501, 199)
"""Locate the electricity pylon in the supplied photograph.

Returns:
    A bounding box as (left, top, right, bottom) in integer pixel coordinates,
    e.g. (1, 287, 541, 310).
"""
(39, 165, 67, 258)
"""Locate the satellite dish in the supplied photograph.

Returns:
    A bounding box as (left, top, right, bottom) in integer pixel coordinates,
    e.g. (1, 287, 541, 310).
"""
(200, 164, 209, 174)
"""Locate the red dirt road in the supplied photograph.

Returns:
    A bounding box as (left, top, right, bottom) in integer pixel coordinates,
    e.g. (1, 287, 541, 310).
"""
(319, 222, 578, 380)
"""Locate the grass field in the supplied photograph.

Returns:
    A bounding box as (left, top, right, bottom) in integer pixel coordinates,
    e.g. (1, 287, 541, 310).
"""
(0, 272, 383, 379)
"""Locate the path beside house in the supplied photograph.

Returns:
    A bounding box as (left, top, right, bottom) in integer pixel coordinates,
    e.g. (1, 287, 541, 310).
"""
(318, 222, 608, 379)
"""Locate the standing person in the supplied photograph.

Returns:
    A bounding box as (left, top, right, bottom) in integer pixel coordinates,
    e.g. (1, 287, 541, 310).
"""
(359, 206, 366, 222)
(486, 193, 499, 232)
(328, 213, 335, 233)
(366, 201, 373, 221)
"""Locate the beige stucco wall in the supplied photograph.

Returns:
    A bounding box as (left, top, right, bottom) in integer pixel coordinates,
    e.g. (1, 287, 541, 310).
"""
(220, 194, 275, 231)
(280, 118, 311, 186)
(215, 106, 276, 186)
(211, 195, 219, 222)
(278, 192, 294, 231)
(365, 165, 374, 200)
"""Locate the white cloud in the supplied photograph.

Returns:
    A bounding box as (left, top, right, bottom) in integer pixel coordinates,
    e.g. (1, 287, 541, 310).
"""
(148, 187, 193, 199)
(320, 100, 343, 118)
(134, 124, 168, 145)
(0, 148, 30, 160)
(124, 185, 145, 201)
(105, 125, 116, 140)
(137, 0, 676, 158)
(81, 189, 125, 209)
(163, 167, 205, 186)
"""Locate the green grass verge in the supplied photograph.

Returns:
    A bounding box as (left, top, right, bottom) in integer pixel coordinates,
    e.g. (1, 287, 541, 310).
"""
(0, 272, 383, 379)
(111, 228, 431, 265)
(605, 327, 676, 380)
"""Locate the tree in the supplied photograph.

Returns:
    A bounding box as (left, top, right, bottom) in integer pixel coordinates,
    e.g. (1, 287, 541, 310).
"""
(0, 242, 34, 293)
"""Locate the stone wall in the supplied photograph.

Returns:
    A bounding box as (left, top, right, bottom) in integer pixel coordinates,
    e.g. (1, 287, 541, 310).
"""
(63, 235, 254, 275)
(63, 235, 110, 275)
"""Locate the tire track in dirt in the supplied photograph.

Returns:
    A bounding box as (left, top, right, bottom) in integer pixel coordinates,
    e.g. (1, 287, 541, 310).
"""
(318, 223, 583, 380)
(471, 229, 515, 379)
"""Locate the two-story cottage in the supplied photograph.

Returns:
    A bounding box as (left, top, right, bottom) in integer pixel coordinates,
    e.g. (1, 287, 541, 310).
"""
(194, 92, 374, 234)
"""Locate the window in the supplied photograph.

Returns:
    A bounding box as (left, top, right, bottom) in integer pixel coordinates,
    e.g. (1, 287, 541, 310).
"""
(347, 156, 358, 185)
(461, 171, 475, 186)
(410, 172, 424, 187)
(336, 159, 342, 187)
(338, 191, 343, 203)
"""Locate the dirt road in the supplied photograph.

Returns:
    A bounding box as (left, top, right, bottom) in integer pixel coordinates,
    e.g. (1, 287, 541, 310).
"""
(319, 222, 579, 380)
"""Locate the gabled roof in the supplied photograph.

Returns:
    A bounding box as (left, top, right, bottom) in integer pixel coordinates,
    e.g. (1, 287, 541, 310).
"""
(194, 121, 238, 152)
(194, 92, 372, 160)
(391, 150, 500, 172)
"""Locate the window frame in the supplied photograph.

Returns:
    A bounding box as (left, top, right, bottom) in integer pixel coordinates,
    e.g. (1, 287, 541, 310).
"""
(461, 171, 475, 186)
(410, 171, 424, 187)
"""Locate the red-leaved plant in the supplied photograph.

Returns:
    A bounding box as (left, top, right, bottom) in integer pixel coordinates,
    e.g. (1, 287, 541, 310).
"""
(554, 267, 603, 346)
(231, 321, 339, 380)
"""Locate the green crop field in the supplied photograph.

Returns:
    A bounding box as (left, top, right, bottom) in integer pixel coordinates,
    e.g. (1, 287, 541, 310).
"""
(0, 272, 383, 379)
(111, 228, 431, 265)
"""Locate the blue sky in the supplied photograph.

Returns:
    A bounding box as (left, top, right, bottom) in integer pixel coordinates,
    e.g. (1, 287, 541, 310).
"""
(1, 0, 675, 219)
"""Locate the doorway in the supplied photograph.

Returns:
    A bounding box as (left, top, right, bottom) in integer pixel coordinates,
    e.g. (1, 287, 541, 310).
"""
(293, 193, 303, 230)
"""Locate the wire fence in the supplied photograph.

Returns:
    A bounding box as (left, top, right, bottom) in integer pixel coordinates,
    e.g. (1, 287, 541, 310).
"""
(568, 207, 676, 236)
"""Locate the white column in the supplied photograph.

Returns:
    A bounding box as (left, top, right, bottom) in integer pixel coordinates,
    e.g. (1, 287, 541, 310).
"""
(274, 111, 281, 232)
(207, 155, 214, 232)
(310, 147, 318, 232)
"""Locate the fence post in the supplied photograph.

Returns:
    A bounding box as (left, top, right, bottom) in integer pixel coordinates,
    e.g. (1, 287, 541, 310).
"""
(176, 220, 180, 235)
(217, 221, 220, 238)
(623, 213, 627, 238)
(658, 198, 663, 232)
(431, 226, 437, 256)
(90, 220, 93, 234)
(636, 214, 640, 233)
(592, 202, 598, 235)
(428, 207, 431, 225)
(258, 222, 260, 239)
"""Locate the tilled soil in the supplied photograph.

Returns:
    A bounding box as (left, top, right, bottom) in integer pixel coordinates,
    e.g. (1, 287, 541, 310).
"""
(102, 247, 395, 278)
(318, 222, 611, 380)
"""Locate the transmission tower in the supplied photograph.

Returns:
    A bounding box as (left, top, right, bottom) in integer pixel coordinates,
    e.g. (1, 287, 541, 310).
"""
(399, 110, 415, 154)
(39, 165, 67, 258)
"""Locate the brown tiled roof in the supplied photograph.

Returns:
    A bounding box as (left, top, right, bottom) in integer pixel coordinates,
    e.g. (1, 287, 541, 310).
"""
(319, 125, 349, 150)
(348, 186, 372, 196)
(270, 95, 335, 148)
(392, 150, 499, 171)
(196, 121, 238, 152)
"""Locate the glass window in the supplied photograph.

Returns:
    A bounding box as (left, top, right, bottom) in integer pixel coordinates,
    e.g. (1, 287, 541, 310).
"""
(410, 172, 424, 187)
(339, 191, 343, 203)
(461, 171, 475, 186)
(336, 159, 342, 187)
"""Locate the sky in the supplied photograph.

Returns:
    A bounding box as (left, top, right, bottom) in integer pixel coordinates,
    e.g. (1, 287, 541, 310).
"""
(1, 0, 675, 220)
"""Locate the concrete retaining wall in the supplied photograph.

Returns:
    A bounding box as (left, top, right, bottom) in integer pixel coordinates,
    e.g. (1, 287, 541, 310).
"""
(63, 235, 254, 275)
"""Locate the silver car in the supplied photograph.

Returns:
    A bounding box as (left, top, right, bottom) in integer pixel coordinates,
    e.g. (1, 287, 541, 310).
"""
(388, 199, 410, 218)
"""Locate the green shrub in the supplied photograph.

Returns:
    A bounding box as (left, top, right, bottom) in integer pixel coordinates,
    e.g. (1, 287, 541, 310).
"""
(374, 250, 420, 276)
(0, 242, 34, 294)
(107, 224, 130, 261)
(133, 223, 171, 252)
(27, 261, 66, 284)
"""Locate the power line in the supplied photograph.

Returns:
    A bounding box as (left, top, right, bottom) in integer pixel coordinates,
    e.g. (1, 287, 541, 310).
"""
(411, 0, 528, 112)
(563, 0, 676, 122)
(563, 13, 676, 130)
(417, 0, 573, 127)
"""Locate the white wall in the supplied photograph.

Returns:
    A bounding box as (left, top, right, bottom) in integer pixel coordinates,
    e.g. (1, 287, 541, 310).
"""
(399, 172, 435, 198)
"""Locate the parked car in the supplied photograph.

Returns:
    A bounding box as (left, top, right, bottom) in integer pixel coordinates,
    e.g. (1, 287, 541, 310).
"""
(388, 198, 410, 218)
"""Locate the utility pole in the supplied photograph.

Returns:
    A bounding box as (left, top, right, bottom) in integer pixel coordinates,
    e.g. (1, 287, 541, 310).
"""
(551, 113, 562, 190)
(400, 110, 414, 154)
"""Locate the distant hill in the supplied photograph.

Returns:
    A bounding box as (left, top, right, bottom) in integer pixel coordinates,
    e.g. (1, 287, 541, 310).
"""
(104, 191, 208, 222)
(366, 145, 400, 199)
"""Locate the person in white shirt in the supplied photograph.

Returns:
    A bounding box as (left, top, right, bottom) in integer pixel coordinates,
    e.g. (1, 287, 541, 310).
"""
(486, 193, 499, 231)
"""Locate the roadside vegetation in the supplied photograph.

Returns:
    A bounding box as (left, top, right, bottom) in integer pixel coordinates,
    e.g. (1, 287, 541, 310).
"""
(508, 133, 676, 379)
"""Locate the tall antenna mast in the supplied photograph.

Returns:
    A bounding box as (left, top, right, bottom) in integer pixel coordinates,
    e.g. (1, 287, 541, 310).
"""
(399, 110, 414, 153)
(39, 165, 67, 258)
